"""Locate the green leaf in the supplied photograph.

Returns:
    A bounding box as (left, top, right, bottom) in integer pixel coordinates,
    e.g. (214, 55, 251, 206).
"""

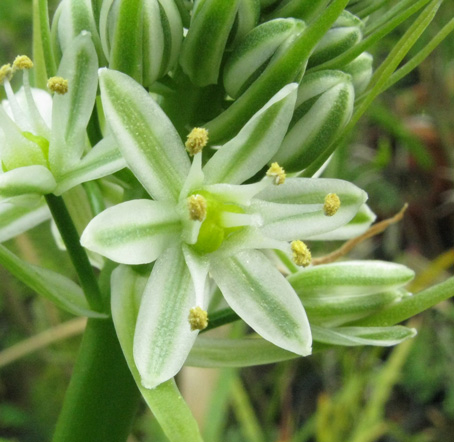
(0, 244, 106, 318)
(99, 68, 191, 201)
(111, 265, 203, 442)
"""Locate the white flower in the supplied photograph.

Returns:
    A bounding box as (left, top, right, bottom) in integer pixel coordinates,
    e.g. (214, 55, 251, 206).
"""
(81, 68, 368, 389)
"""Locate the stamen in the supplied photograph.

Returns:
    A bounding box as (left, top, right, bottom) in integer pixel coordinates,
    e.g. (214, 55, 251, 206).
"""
(12, 55, 33, 71)
(188, 306, 208, 331)
(185, 127, 209, 155)
(324, 193, 341, 216)
(188, 194, 207, 221)
(47, 76, 69, 95)
(266, 162, 286, 185)
(0, 64, 13, 84)
(291, 240, 312, 267)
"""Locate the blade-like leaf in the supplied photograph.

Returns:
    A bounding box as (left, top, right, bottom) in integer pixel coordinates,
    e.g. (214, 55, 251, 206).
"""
(210, 249, 312, 356)
(81, 199, 181, 265)
(0, 199, 50, 242)
(311, 324, 416, 346)
(0, 244, 106, 317)
(99, 68, 191, 201)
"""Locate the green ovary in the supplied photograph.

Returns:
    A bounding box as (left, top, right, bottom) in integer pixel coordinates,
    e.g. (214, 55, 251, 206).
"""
(3, 132, 50, 171)
(191, 191, 244, 254)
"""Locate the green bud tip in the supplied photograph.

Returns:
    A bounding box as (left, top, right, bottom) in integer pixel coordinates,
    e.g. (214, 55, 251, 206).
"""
(0, 64, 13, 84)
(47, 76, 69, 95)
(188, 306, 208, 331)
(188, 194, 207, 221)
(266, 162, 286, 185)
(12, 55, 33, 71)
(324, 193, 341, 216)
(185, 127, 209, 155)
(291, 240, 312, 267)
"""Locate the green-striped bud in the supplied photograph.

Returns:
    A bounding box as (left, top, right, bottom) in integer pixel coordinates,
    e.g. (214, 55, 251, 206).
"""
(288, 261, 415, 326)
(265, 0, 329, 22)
(99, 0, 183, 86)
(180, 0, 240, 87)
(308, 10, 364, 68)
(223, 18, 305, 99)
(273, 70, 354, 172)
(229, 0, 261, 48)
(341, 52, 373, 95)
(52, 0, 106, 64)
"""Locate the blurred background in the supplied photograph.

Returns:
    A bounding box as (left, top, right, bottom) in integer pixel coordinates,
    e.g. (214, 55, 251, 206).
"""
(1, 1, 454, 441)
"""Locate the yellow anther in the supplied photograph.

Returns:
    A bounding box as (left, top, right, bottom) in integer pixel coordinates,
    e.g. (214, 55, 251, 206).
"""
(47, 76, 69, 94)
(185, 127, 209, 155)
(0, 64, 13, 84)
(324, 193, 341, 216)
(13, 55, 33, 71)
(188, 306, 208, 331)
(188, 194, 207, 222)
(266, 162, 286, 185)
(291, 240, 312, 267)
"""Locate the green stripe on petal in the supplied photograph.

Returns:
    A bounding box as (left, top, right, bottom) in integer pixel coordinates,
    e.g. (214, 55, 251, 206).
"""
(252, 177, 367, 240)
(50, 32, 99, 174)
(111, 265, 203, 441)
(99, 68, 191, 201)
(81, 199, 181, 265)
(210, 249, 312, 356)
(203, 83, 297, 185)
(133, 246, 198, 389)
(0, 166, 57, 198)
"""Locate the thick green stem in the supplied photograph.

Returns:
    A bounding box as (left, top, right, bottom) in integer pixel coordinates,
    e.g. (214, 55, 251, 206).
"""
(45, 193, 104, 312)
(52, 318, 141, 442)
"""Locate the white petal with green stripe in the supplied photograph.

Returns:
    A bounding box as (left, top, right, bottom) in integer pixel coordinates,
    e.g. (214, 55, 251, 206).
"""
(203, 83, 297, 185)
(133, 246, 198, 389)
(210, 249, 312, 356)
(111, 265, 203, 441)
(81, 199, 181, 265)
(50, 32, 99, 174)
(99, 68, 191, 201)
(55, 135, 126, 195)
(0, 166, 57, 198)
(252, 177, 367, 240)
(308, 203, 375, 240)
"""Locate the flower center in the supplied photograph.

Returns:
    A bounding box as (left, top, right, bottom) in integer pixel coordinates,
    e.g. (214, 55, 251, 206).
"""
(189, 190, 245, 254)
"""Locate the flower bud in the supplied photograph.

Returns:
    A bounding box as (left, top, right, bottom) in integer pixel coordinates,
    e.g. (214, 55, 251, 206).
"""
(52, 0, 105, 64)
(308, 10, 364, 68)
(223, 18, 305, 99)
(341, 51, 373, 94)
(180, 0, 261, 87)
(273, 70, 354, 172)
(288, 261, 415, 326)
(99, 0, 183, 86)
